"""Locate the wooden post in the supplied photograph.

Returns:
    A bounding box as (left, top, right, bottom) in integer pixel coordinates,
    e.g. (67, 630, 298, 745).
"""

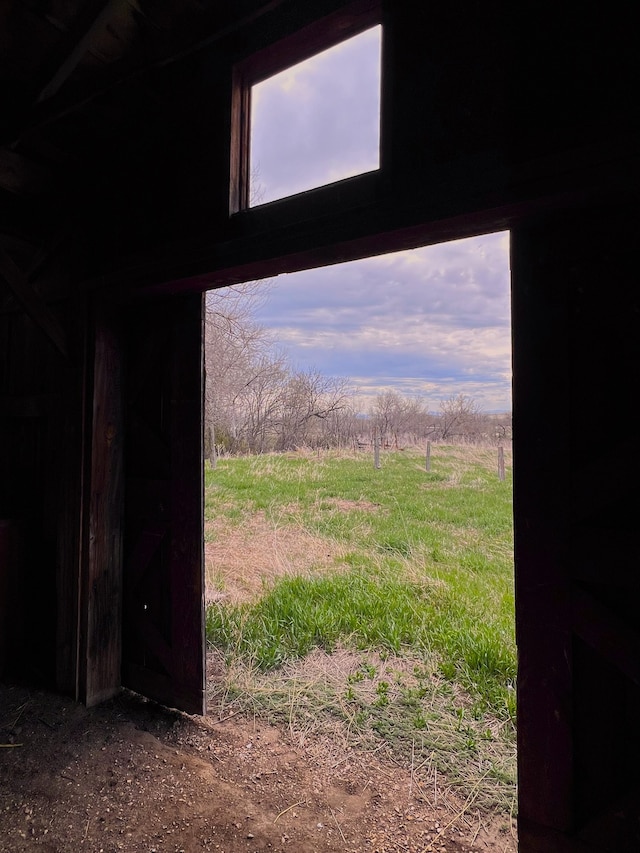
(425, 440, 431, 472)
(209, 424, 217, 470)
(80, 309, 124, 707)
(374, 430, 381, 469)
(498, 445, 505, 481)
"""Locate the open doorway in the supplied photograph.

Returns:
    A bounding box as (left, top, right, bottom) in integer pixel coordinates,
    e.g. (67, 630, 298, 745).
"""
(202, 232, 516, 850)
(205, 8, 515, 845)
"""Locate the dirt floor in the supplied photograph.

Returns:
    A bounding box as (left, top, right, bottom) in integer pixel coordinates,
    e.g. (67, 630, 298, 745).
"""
(1, 475, 518, 852)
(0, 656, 517, 853)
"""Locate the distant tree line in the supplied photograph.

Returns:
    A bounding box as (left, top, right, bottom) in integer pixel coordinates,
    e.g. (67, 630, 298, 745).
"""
(204, 286, 511, 458)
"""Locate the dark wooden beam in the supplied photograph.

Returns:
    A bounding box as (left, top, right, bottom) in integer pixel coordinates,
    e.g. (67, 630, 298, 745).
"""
(35, 1, 119, 104)
(6, 0, 288, 147)
(234, 0, 379, 86)
(0, 148, 53, 195)
(571, 585, 640, 689)
(25, 225, 73, 282)
(79, 309, 124, 707)
(0, 394, 54, 418)
(0, 248, 69, 360)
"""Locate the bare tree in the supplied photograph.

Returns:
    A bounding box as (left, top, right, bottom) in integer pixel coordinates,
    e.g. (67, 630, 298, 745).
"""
(484, 411, 512, 444)
(237, 353, 289, 453)
(204, 281, 273, 460)
(206, 282, 508, 456)
(370, 391, 433, 448)
(204, 284, 353, 455)
(436, 393, 483, 442)
(276, 368, 351, 450)
(320, 403, 361, 449)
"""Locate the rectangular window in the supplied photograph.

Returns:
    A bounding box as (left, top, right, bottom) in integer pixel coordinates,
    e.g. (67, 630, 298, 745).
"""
(231, 2, 381, 212)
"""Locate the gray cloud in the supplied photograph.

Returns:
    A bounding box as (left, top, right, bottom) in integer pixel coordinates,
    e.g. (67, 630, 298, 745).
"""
(252, 233, 512, 412)
(251, 26, 381, 203)
(246, 28, 511, 412)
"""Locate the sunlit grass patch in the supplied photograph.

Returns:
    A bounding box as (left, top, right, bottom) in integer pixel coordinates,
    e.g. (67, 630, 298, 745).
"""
(205, 445, 515, 812)
(207, 562, 515, 721)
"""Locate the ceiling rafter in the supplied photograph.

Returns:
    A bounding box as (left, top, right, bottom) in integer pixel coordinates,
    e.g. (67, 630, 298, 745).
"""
(0, 148, 53, 195)
(34, 0, 123, 105)
(4, 0, 287, 148)
(0, 247, 70, 361)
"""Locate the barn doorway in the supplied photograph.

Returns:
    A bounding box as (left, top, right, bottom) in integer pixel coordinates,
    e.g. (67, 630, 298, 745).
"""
(202, 232, 516, 835)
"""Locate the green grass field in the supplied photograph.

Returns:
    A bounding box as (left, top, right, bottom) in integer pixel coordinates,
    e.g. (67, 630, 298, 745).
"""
(204, 445, 516, 814)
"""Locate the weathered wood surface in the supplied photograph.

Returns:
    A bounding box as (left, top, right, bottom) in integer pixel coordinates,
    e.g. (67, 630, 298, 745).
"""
(78, 306, 124, 707)
(0, 307, 79, 690)
(121, 294, 205, 715)
(0, 248, 69, 360)
(512, 208, 640, 852)
(0, 149, 53, 195)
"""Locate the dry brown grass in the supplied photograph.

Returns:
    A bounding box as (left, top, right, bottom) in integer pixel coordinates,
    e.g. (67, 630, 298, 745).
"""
(207, 644, 517, 820)
(204, 494, 385, 606)
(204, 510, 346, 605)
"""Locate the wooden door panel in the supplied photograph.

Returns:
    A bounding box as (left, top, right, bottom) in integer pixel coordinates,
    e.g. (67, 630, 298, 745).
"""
(122, 294, 205, 714)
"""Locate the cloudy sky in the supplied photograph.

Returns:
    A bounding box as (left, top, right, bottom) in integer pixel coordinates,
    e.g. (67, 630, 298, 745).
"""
(246, 26, 512, 413)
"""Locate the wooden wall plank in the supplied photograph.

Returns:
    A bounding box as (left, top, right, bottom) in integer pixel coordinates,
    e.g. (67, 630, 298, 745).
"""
(511, 217, 574, 836)
(0, 248, 69, 360)
(79, 305, 124, 707)
(121, 294, 204, 715)
(168, 293, 205, 715)
(513, 203, 640, 851)
(0, 306, 81, 691)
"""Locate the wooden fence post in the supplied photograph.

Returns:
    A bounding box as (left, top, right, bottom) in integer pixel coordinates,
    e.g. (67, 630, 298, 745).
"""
(425, 440, 431, 472)
(209, 425, 217, 470)
(374, 430, 381, 469)
(498, 445, 505, 481)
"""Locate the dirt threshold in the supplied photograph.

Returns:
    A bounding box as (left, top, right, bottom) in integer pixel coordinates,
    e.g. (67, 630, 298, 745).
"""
(0, 666, 517, 853)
